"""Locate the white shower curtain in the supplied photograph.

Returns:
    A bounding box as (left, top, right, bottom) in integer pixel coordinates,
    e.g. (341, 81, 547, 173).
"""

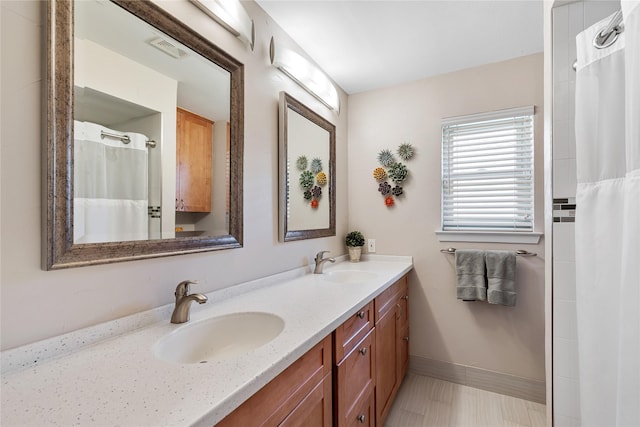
(74, 121, 149, 244)
(574, 2, 640, 426)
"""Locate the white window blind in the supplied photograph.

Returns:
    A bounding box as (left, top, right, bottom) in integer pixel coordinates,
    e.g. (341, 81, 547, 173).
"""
(441, 106, 534, 232)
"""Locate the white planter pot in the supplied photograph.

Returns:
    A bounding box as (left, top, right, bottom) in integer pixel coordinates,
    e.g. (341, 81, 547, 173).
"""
(348, 246, 362, 262)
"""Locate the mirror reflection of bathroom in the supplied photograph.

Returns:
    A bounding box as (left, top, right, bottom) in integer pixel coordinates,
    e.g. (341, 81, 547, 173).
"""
(73, 0, 231, 244)
(278, 91, 336, 242)
(286, 107, 331, 232)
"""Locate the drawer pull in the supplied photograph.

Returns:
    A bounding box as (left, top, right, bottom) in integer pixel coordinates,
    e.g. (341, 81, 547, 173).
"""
(403, 336, 409, 341)
(357, 414, 366, 423)
(359, 347, 367, 356)
(356, 311, 366, 319)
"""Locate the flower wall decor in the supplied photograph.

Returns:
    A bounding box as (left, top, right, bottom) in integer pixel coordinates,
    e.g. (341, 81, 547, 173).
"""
(377, 149, 395, 167)
(296, 155, 308, 170)
(297, 154, 327, 209)
(316, 171, 327, 185)
(372, 142, 416, 207)
(397, 143, 415, 161)
(373, 167, 387, 181)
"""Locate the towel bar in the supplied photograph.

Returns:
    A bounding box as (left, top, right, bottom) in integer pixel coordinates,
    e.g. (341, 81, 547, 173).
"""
(440, 248, 536, 257)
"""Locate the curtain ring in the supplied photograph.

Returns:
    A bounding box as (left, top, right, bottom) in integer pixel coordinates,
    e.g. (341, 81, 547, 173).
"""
(593, 24, 624, 49)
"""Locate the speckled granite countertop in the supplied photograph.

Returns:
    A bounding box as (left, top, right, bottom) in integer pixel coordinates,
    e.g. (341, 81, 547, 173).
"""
(1, 256, 413, 426)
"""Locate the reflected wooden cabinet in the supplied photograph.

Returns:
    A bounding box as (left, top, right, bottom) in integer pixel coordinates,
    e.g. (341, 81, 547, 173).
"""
(176, 107, 213, 212)
(216, 336, 332, 427)
(374, 275, 410, 425)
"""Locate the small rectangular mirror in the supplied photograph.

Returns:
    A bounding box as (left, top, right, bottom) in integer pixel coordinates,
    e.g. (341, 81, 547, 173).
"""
(278, 92, 336, 241)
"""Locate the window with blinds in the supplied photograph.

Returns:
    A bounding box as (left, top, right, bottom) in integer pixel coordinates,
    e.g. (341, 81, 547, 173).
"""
(441, 106, 534, 232)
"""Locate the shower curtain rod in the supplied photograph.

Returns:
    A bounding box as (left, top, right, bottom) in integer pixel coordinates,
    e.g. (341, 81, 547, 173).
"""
(440, 247, 537, 257)
(100, 130, 157, 148)
(572, 9, 624, 71)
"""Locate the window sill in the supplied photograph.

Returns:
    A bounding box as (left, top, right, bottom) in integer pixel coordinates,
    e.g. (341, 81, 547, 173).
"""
(435, 231, 543, 244)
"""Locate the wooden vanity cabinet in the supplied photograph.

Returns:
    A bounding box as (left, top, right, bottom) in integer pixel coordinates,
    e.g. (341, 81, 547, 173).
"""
(176, 107, 213, 212)
(333, 303, 376, 427)
(216, 336, 332, 427)
(374, 275, 410, 425)
(217, 275, 409, 427)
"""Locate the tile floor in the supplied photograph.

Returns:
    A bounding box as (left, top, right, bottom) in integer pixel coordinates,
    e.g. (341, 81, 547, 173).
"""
(385, 373, 547, 427)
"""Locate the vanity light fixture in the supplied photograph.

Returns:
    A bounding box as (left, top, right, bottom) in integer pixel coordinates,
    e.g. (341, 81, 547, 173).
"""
(190, 0, 255, 50)
(270, 37, 340, 113)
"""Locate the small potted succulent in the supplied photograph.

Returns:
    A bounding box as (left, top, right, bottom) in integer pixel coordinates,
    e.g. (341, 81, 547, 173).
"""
(345, 231, 365, 262)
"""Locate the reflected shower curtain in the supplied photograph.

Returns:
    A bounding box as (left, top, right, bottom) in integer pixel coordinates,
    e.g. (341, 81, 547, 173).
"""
(574, 2, 640, 426)
(74, 121, 149, 243)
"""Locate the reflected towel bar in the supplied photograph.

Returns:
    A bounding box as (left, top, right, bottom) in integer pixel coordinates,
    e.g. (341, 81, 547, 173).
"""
(440, 248, 537, 257)
(100, 130, 157, 148)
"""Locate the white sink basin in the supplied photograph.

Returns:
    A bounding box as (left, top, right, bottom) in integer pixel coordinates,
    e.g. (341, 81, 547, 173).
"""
(324, 270, 378, 284)
(153, 312, 284, 364)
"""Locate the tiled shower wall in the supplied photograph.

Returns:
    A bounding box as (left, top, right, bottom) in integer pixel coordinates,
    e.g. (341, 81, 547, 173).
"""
(552, 1, 620, 425)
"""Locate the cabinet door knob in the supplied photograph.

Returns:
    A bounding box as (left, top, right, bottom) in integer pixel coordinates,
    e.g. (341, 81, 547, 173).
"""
(359, 347, 367, 356)
(403, 336, 409, 341)
(357, 311, 366, 319)
(402, 295, 409, 300)
(357, 414, 366, 423)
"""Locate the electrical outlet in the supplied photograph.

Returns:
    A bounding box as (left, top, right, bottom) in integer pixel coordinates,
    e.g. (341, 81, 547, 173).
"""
(367, 239, 376, 253)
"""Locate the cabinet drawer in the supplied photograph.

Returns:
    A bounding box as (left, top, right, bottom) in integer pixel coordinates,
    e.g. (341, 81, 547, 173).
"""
(217, 336, 332, 427)
(279, 372, 332, 427)
(344, 387, 375, 427)
(375, 275, 408, 323)
(334, 302, 374, 362)
(335, 328, 375, 427)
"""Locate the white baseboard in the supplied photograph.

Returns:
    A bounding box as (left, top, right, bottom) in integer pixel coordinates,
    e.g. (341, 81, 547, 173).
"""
(409, 355, 545, 404)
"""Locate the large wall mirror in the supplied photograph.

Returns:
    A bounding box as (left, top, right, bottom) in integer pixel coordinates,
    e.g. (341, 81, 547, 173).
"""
(279, 92, 336, 241)
(44, 0, 244, 269)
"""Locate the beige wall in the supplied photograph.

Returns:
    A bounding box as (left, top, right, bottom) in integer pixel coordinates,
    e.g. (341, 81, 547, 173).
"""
(347, 53, 546, 381)
(0, 0, 349, 350)
(1, 1, 545, 384)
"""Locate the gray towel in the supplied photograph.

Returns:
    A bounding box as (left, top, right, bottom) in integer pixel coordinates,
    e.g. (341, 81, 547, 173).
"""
(455, 249, 487, 301)
(485, 250, 517, 306)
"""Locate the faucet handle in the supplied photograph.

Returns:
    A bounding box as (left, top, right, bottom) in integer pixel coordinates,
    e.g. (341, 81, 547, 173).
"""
(175, 279, 199, 297)
(316, 250, 330, 260)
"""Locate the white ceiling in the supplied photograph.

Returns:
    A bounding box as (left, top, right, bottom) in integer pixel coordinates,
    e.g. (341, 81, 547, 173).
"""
(76, 0, 231, 122)
(256, 0, 544, 94)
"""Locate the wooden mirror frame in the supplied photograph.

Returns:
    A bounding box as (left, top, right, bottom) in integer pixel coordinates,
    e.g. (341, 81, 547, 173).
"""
(279, 92, 336, 241)
(43, 0, 244, 270)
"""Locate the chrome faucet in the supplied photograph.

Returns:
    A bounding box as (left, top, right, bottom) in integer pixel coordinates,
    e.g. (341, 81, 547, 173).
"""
(314, 251, 335, 274)
(170, 279, 208, 324)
